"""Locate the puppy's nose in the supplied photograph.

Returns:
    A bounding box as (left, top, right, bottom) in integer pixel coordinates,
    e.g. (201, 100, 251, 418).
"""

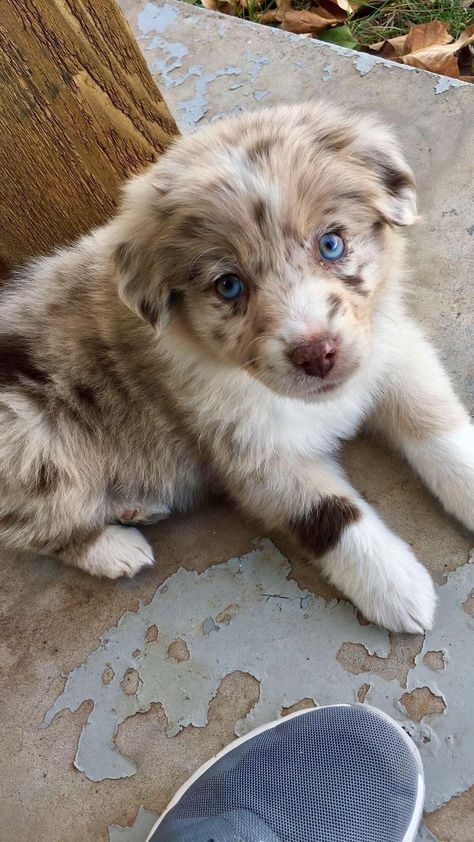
(291, 336, 338, 378)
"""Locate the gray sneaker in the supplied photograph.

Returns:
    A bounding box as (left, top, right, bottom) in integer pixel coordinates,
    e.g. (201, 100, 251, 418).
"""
(147, 704, 424, 842)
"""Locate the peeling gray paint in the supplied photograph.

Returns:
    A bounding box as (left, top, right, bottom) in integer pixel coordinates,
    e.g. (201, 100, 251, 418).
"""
(245, 51, 270, 82)
(136, 3, 242, 127)
(322, 62, 335, 82)
(365, 551, 474, 812)
(353, 52, 380, 76)
(134, 3, 277, 129)
(434, 76, 467, 94)
(132, 0, 469, 108)
(44, 539, 389, 781)
(44, 539, 473, 817)
(108, 806, 158, 841)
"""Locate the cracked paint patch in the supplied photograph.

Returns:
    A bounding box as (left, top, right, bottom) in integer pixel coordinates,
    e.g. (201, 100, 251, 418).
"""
(435, 76, 467, 94)
(44, 539, 473, 818)
(322, 62, 335, 81)
(108, 805, 158, 841)
(136, 3, 242, 128)
(136, 2, 283, 129)
(43, 539, 389, 781)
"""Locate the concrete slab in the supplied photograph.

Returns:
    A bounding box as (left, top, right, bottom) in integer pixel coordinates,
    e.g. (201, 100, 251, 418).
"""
(1, 2, 473, 840)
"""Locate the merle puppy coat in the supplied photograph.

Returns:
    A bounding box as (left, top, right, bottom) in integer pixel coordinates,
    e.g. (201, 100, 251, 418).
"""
(1, 103, 473, 633)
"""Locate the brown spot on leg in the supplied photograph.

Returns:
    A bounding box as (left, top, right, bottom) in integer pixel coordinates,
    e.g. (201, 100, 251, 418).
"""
(292, 496, 360, 557)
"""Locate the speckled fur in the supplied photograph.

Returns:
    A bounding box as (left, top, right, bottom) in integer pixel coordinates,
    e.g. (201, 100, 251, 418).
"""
(1, 103, 472, 630)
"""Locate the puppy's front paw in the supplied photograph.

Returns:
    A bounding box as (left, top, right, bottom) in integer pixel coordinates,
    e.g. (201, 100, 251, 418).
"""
(354, 539, 436, 634)
(75, 526, 155, 579)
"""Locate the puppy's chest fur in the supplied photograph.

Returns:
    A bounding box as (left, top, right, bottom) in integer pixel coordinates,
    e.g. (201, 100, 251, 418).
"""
(153, 332, 375, 471)
(103, 368, 370, 521)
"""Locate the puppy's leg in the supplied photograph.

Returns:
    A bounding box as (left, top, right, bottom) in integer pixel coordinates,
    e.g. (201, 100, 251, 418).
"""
(56, 525, 155, 579)
(230, 461, 435, 633)
(372, 319, 474, 532)
(0, 482, 154, 579)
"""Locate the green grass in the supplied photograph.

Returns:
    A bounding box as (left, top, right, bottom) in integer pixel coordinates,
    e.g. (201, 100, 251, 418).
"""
(188, 0, 473, 46)
(349, 0, 473, 46)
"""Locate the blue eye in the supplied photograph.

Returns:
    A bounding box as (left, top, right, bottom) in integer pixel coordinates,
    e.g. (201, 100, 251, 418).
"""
(318, 232, 345, 261)
(215, 274, 245, 301)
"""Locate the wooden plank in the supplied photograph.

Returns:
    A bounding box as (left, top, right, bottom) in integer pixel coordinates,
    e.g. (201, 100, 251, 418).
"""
(0, 0, 179, 267)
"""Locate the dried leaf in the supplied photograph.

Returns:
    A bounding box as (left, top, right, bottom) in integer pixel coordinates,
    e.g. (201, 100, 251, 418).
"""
(281, 9, 340, 34)
(402, 23, 474, 78)
(312, 0, 351, 21)
(258, 8, 280, 23)
(404, 21, 452, 53)
(201, 0, 236, 13)
(319, 24, 357, 48)
(259, 0, 291, 20)
(403, 49, 459, 76)
(366, 34, 407, 58)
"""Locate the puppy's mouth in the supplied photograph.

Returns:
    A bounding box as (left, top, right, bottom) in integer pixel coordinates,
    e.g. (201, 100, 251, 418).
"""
(316, 381, 341, 394)
(292, 361, 360, 398)
(300, 377, 348, 400)
(251, 367, 355, 401)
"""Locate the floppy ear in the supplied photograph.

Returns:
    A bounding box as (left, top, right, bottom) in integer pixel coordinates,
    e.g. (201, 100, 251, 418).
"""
(354, 121, 418, 226)
(114, 238, 172, 333)
(111, 171, 174, 333)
